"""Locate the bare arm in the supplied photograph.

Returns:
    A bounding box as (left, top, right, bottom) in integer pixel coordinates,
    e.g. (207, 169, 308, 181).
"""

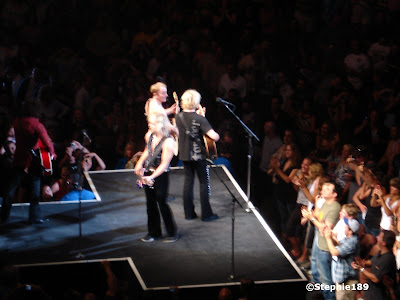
(84, 152, 106, 170)
(301, 206, 325, 231)
(50, 181, 60, 194)
(324, 229, 340, 256)
(165, 103, 178, 116)
(381, 196, 395, 217)
(299, 177, 319, 204)
(351, 260, 380, 284)
(205, 129, 220, 142)
(134, 133, 150, 176)
(274, 165, 298, 184)
(352, 183, 368, 213)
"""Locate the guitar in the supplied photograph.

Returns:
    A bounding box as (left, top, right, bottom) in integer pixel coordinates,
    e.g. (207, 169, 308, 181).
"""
(31, 139, 53, 176)
(171, 91, 180, 156)
(197, 104, 218, 160)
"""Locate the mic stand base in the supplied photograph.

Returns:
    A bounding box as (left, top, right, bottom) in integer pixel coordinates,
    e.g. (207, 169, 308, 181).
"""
(75, 253, 85, 260)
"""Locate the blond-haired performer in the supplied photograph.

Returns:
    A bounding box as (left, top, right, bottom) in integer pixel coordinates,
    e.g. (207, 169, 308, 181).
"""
(175, 89, 220, 221)
(135, 113, 178, 243)
(145, 82, 179, 137)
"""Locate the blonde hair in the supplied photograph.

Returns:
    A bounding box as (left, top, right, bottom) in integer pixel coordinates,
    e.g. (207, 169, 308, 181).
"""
(150, 82, 166, 94)
(181, 89, 201, 110)
(308, 162, 324, 181)
(148, 113, 171, 137)
(342, 203, 360, 218)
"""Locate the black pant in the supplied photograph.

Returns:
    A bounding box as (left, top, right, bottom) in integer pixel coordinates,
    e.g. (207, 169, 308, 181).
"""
(183, 160, 214, 219)
(1, 168, 42, 223)
(144, 172, 176, 237)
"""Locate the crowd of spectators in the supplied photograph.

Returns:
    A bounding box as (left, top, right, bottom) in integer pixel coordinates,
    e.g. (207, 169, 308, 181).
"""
(1, 0, 400, 299)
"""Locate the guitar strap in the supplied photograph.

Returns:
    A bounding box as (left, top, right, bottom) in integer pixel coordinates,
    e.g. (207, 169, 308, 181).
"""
(177, 113, 208, 157)
(145, 135, 167, 173)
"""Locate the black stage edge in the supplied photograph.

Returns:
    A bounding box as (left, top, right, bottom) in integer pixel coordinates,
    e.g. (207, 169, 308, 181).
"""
(1, 166, 307, 299)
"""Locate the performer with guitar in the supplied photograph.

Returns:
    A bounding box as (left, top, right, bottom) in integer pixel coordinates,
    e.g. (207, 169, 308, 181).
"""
(134, 113, 178, 243)
(175, 89, 220, 221)
(144, 81, 179, 138)
(1, 100, 56, 224)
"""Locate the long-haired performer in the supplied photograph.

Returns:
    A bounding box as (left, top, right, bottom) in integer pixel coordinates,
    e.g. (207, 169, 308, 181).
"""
(134, 113, 178, 243)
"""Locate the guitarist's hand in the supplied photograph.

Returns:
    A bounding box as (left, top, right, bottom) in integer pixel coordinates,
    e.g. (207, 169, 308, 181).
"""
(134, 167, 145, 177)
(166, 103, 177, 115)
(142, 176, 155, 187)
(196, 106, 206, 116)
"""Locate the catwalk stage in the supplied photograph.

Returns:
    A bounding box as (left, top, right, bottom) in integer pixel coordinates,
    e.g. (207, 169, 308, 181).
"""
(0, 166, 307, 299)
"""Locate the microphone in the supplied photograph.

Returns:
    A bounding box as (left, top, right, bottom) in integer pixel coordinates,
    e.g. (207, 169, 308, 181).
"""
(82, 130, 92, 143)
(216, 97, 235, 107)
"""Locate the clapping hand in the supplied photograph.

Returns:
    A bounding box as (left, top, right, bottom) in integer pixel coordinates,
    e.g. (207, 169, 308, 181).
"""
(351, 257, 365, 271)
(301, 207, 311, 219)
(324, 227, 332, 238)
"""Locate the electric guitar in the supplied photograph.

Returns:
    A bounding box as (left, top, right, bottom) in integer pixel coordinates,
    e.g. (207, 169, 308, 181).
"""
(197, 104, 218, 160)
(31, 139, 53, 176)
(171, 91, 180, 156)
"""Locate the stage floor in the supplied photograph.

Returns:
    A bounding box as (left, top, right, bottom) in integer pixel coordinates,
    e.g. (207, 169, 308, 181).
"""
(0, 166, 307, 298)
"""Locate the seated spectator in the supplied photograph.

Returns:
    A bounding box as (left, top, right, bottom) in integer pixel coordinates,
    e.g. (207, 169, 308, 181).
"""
(58, 140, 106, 172)
(41, 166, 71, 201)
(79, 150, 106, 172)
(60, 172, 95, 201)
(115, 141, 142, 170)
(351, 230, 397, 300)
(58, 140, 88, 170)
(41, 185, 54, 202)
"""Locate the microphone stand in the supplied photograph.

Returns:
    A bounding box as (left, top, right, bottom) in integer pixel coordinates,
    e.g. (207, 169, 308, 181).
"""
(220, 104, 259, 213)
(74, 140, 87, 260)
(206, 159, 243, 280)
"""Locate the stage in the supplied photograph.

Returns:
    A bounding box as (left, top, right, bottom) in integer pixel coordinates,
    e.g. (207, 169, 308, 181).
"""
(0, 166, 307, 299)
